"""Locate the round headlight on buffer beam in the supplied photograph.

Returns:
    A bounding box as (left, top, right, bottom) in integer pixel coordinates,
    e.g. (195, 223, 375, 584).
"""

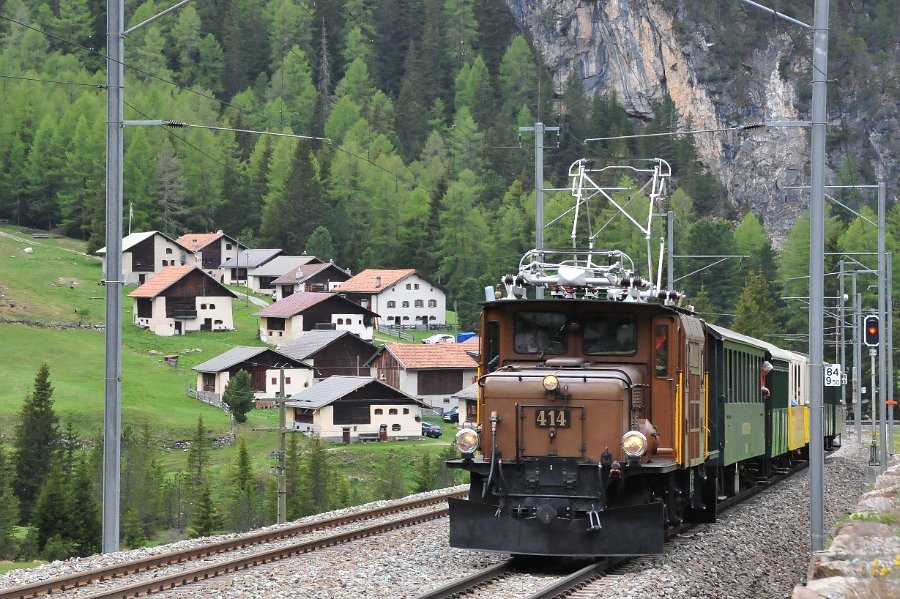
(455, 428, 479, 455)
(621, 431, 648, 458)
(542, 375, 560, 392)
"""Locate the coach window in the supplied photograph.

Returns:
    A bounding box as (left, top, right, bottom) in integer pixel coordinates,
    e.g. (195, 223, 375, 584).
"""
(654, 322, 670, 376)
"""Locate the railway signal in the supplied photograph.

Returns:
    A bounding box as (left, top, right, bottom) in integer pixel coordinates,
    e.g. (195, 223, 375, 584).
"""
(863, 315, 880, 347)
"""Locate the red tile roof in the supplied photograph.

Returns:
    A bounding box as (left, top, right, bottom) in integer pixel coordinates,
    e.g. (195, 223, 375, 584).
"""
(383, 343, 478, 369)
(334, 269, 416, 292)
(175, 232, 223, 251)
(127, 266, 194, 298)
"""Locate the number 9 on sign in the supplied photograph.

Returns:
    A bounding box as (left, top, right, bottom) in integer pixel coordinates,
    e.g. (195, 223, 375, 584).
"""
(824, 364, 842, 387)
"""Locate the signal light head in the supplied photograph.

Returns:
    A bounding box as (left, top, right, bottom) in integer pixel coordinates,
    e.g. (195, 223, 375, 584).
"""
(864, 315, 880, 347)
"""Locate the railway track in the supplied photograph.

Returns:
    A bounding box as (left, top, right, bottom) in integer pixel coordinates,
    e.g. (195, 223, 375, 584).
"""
(0, 490, 466, 599)
(414, 459, 815, 599)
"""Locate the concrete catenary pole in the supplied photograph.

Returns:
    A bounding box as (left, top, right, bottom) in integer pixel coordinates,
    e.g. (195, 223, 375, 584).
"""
(852, 279, 862, 442)
(667, 210, 675, 291)
(808, 0, 830, 552)
(877, 181, 887, 466)
(278, 367, 287, 524)
(520, 123, 558, 300)
(888, 250, 894, 449)
(103, 0, 124, 553)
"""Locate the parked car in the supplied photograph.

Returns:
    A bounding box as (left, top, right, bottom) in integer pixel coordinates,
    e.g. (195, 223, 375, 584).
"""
(422, 334, 455, 344)
(442, 406, 459, 423)
(421, 421, 443, 438)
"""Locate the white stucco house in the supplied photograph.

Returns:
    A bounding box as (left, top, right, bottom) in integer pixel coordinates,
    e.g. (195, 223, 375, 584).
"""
(253, 291, 378, 344)
(332, 269, 447, 328)
(96, 230, 192, 286)
(128, 266, 237, 336)
(191, 346, 314, 400)
(285, 376, 428, 442)
(175, 231, 245, 281)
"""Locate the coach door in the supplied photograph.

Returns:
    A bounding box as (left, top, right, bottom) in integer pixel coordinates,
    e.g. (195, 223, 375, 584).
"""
(681, 317, 706, 467)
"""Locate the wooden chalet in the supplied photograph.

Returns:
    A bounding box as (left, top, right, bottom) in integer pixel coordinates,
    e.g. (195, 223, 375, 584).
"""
(191, 346, 313, 401)
(278, 330, 379, 379)
(253, 292, 378, 344)
(369, 343, 479, 409)
(270, 262, 351, 300)
(128, 266, 237, 336)
(284, 376, 427, 442)
(96, 230, 191, 285)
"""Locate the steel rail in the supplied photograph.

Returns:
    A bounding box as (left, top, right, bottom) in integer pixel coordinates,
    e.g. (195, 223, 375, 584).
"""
(412, 561, 516, 599)
(80, 507, 450, 598)
(1, 490, 466, 599)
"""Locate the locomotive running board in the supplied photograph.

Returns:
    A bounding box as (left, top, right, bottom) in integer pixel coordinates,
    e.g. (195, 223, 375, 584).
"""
(448, 497, 664, 556)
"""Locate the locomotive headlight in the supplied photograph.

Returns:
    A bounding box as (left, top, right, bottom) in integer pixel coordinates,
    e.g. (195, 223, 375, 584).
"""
(455, 428, 479, 455)
(542, 375, 560, 392)
(621, 431, 648, 457)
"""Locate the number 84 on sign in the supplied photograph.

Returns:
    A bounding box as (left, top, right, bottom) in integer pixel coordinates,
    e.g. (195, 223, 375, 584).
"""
(824, 364, 843, 387)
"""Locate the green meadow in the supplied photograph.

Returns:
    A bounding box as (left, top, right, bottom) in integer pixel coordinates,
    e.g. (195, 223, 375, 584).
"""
(0, 226, 460, 487)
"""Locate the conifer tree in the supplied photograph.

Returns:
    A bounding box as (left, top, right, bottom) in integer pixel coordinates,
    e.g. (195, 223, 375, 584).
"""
(187, 479, 221, 538)
(285, 432, 306, 519)
(13, 363, 60, 523)
(122, 508, 146, 549)
(223, 370, 255, 424)
(67, 453, 100, 555)
(413, 451, 436, 493)
(0, 443, 19, 558)
(306, 436, 329, 512)
(186, 415, 209, 487)
(31, 461, 72, 552)
(228, 437, 259, 532)
(374, 450, 407, 500)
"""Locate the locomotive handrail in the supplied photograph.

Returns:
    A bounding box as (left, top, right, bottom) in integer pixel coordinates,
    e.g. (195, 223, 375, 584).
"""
(478, 367, 635, 388)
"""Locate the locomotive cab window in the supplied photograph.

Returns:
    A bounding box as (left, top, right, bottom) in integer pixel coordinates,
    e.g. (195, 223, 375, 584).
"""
(583, 314, 637, 354)
(514, 312, 567, 354)
(654, 322, 669, 376)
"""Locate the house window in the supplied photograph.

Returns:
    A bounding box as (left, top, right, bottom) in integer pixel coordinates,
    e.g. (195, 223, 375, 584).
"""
(161, 260, 167, 266)
(389, 408, 398, 415)
(272, 377, 277, 385)
(201, 303, 207, 309)
(414, 300, 424, 308)
(429, 316, 436, 320)
(267, 317, 285, 331)
(285, 377, 291, 384)
(209, 304, 216, 309)
(374, 408, 383, 415)
(387, 316, 394, 321)
(337, 318, 344, 324)
(165, 248, 173, 254)
(402, 301, 409, 308)
(387, 300, 396, 308)
(402, 316, 409, 321)
(428, 299, 437, 308)
(414, 283, 419, 289)
(391, 424, 401, 431)
(406, 283, 411, 289)
(214, 319, 222, 325)
(226, 243, 232, 250)
(403, 408, 409, 414)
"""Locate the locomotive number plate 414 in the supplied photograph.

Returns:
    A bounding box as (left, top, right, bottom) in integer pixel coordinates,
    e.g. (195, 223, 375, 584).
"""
(534, 409, 570, 428)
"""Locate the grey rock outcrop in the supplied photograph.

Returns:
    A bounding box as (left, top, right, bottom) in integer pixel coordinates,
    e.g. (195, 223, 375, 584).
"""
(507, 0, 897, 247)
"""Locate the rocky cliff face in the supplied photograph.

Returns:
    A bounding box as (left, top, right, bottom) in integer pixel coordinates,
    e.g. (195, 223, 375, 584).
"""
(507, 0, 896, 246)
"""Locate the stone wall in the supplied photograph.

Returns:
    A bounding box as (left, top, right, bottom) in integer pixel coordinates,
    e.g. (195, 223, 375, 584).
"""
(793, 455, 900, 598)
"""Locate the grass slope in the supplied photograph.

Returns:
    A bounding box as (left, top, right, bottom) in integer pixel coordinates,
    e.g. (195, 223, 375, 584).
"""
(0, 226, 460, 486)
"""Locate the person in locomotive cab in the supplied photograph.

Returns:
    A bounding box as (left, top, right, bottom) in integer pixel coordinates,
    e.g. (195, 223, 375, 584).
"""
(760, 360, 773, 396)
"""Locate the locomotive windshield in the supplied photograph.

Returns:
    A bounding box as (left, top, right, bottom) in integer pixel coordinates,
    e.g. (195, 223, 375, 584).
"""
(583, 314, 637, 354)
(514, 312, 568, 354)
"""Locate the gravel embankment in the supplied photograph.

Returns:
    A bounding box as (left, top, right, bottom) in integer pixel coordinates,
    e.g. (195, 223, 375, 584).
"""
(0, 441, 870, 598)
